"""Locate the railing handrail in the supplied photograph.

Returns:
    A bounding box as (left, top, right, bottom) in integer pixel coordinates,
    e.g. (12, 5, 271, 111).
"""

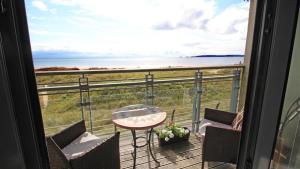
(37, 74, 235, 92)
(35, 64, 244, 76)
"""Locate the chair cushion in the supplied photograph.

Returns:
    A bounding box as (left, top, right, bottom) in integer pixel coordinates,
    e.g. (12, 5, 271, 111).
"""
(198, 119, 233, 137)
(62, 132, 102, 160)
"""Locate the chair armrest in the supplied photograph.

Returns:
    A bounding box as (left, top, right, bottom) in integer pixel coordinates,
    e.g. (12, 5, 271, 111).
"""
(70, 132, 120, 169)
(204, 108, 237, 125)
(203, 126, 241, 163)
(52, 120, 86, 148)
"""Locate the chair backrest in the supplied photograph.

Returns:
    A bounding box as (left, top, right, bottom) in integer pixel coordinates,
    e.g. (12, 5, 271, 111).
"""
(46, 137, 70, 169)
(52, 120, 86, 148)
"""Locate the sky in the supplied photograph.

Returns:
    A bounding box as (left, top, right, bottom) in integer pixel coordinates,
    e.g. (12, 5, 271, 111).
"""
(25, 0, 250, 57)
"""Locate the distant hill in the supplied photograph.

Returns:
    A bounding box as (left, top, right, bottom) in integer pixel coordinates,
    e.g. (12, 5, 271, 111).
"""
(191, 54, 244, 57)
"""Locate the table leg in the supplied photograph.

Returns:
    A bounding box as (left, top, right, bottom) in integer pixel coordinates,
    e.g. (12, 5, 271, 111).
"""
(148, 128, 160, 165)
(114, 124, 117, 133)
(131, 129, 137, 169)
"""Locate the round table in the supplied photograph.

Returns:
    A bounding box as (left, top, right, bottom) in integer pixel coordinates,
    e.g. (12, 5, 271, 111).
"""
(112, 104, 167, 169)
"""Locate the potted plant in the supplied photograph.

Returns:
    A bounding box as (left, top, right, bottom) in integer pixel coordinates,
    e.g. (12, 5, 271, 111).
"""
(155, 110, 190, 146)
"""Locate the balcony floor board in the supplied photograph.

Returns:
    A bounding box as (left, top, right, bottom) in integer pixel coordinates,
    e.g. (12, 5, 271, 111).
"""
(119, 133, 236, 169)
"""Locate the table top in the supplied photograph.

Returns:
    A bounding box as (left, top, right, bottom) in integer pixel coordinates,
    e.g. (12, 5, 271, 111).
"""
(112, 104, 167, 130)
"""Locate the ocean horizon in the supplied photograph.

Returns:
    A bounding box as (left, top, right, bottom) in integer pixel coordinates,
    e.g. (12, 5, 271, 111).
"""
(33, 52, 244, 69)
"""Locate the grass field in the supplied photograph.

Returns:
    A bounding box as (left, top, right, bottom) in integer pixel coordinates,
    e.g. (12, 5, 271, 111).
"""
(36, 68, 241, 136)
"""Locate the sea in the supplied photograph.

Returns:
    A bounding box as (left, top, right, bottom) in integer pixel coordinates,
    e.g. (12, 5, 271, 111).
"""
(33, 56, 244, 68)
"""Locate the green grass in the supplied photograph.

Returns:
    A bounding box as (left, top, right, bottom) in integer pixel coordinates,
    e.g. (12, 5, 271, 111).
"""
(37, 69, 237, 135)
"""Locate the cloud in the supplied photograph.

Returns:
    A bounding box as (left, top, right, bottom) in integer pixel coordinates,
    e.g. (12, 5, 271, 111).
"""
(153, 0, 216, 30)
(206, 3, 250, 34)
(153, 22, 175, 30)
(32, 0, 56, 14)
(29, 29, 73, 37)
(32, 0, 48, 11)
(30, 16, 46, 21)
(28, 0, 250, 56)
(50, 0, 216, 29)
(50, 0, 77, 6)
(31, 43, 71, 52)
(30, 30, 50, 35)
(49, 8, 57, 14)
(153, 1, 249, 35)
(183, 42, 203, 47)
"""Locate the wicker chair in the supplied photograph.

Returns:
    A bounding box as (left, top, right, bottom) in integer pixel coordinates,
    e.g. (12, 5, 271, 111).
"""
(198, 108, 242, 169)
(46, 120, 120, 169)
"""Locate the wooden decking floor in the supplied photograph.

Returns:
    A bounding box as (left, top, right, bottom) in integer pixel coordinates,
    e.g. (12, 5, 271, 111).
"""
(118, 132, 236, 169)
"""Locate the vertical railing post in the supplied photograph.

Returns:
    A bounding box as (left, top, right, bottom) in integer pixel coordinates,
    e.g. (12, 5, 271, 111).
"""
(40, 85, 48, 108)
(79, 74, 93, 133)
(79, 74, 85, 120)
(145, 72, 154, 105)
(230, 69, 241, 113)
(192, 71, 202, 133)
(145, 72, 154, 140)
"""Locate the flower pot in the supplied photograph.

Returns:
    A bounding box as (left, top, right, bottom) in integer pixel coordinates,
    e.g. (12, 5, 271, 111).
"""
(156, 127, 190, 146)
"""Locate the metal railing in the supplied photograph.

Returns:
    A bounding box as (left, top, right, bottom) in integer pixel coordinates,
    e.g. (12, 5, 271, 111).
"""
(36, 65, 244, 136)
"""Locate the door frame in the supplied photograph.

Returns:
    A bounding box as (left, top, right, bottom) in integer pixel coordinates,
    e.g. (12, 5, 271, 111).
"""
(2, 0, 299, 169)
(238, 0, 300, 168)
(0, 1, 49, 169)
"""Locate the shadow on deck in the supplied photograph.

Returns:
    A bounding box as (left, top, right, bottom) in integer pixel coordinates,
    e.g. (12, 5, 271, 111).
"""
(118, 133, 236, 169)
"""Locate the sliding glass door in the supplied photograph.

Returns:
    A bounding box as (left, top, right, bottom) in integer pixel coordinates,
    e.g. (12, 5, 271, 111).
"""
(238, 1, 299, 169)
(270, 8, 300, 169)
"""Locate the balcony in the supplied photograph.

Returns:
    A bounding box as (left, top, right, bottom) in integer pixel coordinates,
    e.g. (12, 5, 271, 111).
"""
(36, 65, 243, 169)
